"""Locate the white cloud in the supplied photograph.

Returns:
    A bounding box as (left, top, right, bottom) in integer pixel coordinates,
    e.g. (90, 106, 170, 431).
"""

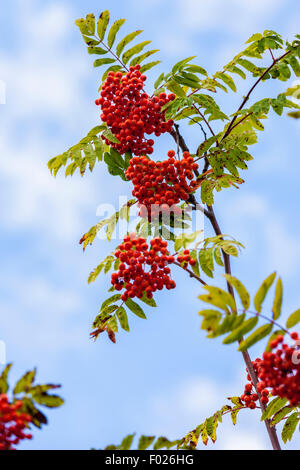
(0, 1, 101, 240)
(22, 2, 72, 43)
(0, 135, 96, 241)
(0, 274, 87, 355)
(0, 3, 91, 124)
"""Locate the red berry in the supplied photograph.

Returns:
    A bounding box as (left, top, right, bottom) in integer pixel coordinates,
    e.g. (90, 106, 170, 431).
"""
(110, 235, 177, 301)
(95, 66, 174, 156)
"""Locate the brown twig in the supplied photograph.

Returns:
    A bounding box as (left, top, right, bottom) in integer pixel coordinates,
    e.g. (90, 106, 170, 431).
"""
(222, 50, 291, 142)
(173, 261, 207, 285)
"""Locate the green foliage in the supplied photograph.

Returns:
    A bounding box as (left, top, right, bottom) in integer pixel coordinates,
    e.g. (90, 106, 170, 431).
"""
(198, 273, 297, 351)
(254, 272, 276, 313)
(0, 364, 63, 429)
(286, 309, 300, 328)
(103, 398, 247, 450)
(193, 235, 243, 279)
(91, 290, 157, 342)
(79, 199, 136, 250)
(48, 125, 107, 177)
(75, 11, 161, 83)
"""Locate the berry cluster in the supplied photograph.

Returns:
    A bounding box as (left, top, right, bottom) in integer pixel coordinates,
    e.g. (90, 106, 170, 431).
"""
(95, 65, 175, 155)
(125, 151, 199, 219)
(0, 394, 32, 450)
(239, 381, 266, 410)
(111, 234, 176, 301)
(176, 250, 196, 269)
(240, 332, 300, 409)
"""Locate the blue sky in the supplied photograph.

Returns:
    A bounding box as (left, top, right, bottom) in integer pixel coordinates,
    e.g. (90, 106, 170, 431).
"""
(0, 0, 299, 450)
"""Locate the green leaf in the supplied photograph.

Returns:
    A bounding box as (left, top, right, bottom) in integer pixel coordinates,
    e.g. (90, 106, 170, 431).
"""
(94, 57, 116, 68)
(261, 396, 288, 421)
(13, 369, 36, 395)
(140, 61, 161, 73)
(271, 406, 294, 426)
(130, 49, 159, 66)
(32, 393, 64, 408)
(75, 18, 92, 36)
(120, 433, 135, 450)
(245, 33, 263, 43)
(185, 64, 208, 76)
(107, 18, 126, 48)
(215, 72, 237, 92)
(82, 36, 100, 46)
(174, 230, 202, 251)
(116, 307, 129, 332)
(203, 285, 236, 312)
(254, 272, 276, 313)
(116, 30, 143, 57)
(97, 10, 110, 41)
(122, 41, 151, 65)
(102, 129, 120, 144)
(201, 180, 214, 205)
(166, 80, 186, 98)
(21, 397, 48, 428)
(0, 364, 12, 394)
(139, 293, 157, 307)
(125, 298, 147, 319)
(286, 309, 300, 329)
(198, 248, 214, 278)
(214, 247, 224, 267)
(238, 324, 273, 351)
(101, 294, 122, 311)
(172, 56, 196, 74)
(281, 412, 299, 443)
(223, 317, 258, 344)
(224, 275, 250, 310)
(272, 277, 283, 320)
(154, 73, 165, 89)
(88, 46, 109, 55)
(138, 435, 155, 450)
(85, 14, 95, 35)
(154, 437, 179, 450)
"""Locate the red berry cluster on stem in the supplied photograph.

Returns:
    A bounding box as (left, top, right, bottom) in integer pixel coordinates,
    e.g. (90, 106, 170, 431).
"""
(240, 332, 300, 409)
(0, 394, 32, 450)
(95, 65, 175, 155)
(111, 234, 176, 301)
(125, 151, 199, 219)
(176, 249, 197, 269)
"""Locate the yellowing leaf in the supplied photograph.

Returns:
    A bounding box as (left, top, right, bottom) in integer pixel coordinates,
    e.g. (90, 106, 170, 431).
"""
(272, 277, 283, 320)
(254, 272, 276, 313)
(97, 10, 110, 41)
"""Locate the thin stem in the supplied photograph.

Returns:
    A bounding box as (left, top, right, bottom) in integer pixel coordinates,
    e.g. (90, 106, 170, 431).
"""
(93, 34, 130, 72)
(269, 48, 276, 63)
(228, 112, 253, 133)
(244, 310, 291, 336)
(192, 104, 217, 139)
(173, 261, 207, 285)
(222, 50, 291, 141)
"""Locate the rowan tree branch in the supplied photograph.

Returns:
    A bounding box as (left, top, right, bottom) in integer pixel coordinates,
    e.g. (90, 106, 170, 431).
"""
(222, 50, 291, 142)
(173, 261, 207, 285)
